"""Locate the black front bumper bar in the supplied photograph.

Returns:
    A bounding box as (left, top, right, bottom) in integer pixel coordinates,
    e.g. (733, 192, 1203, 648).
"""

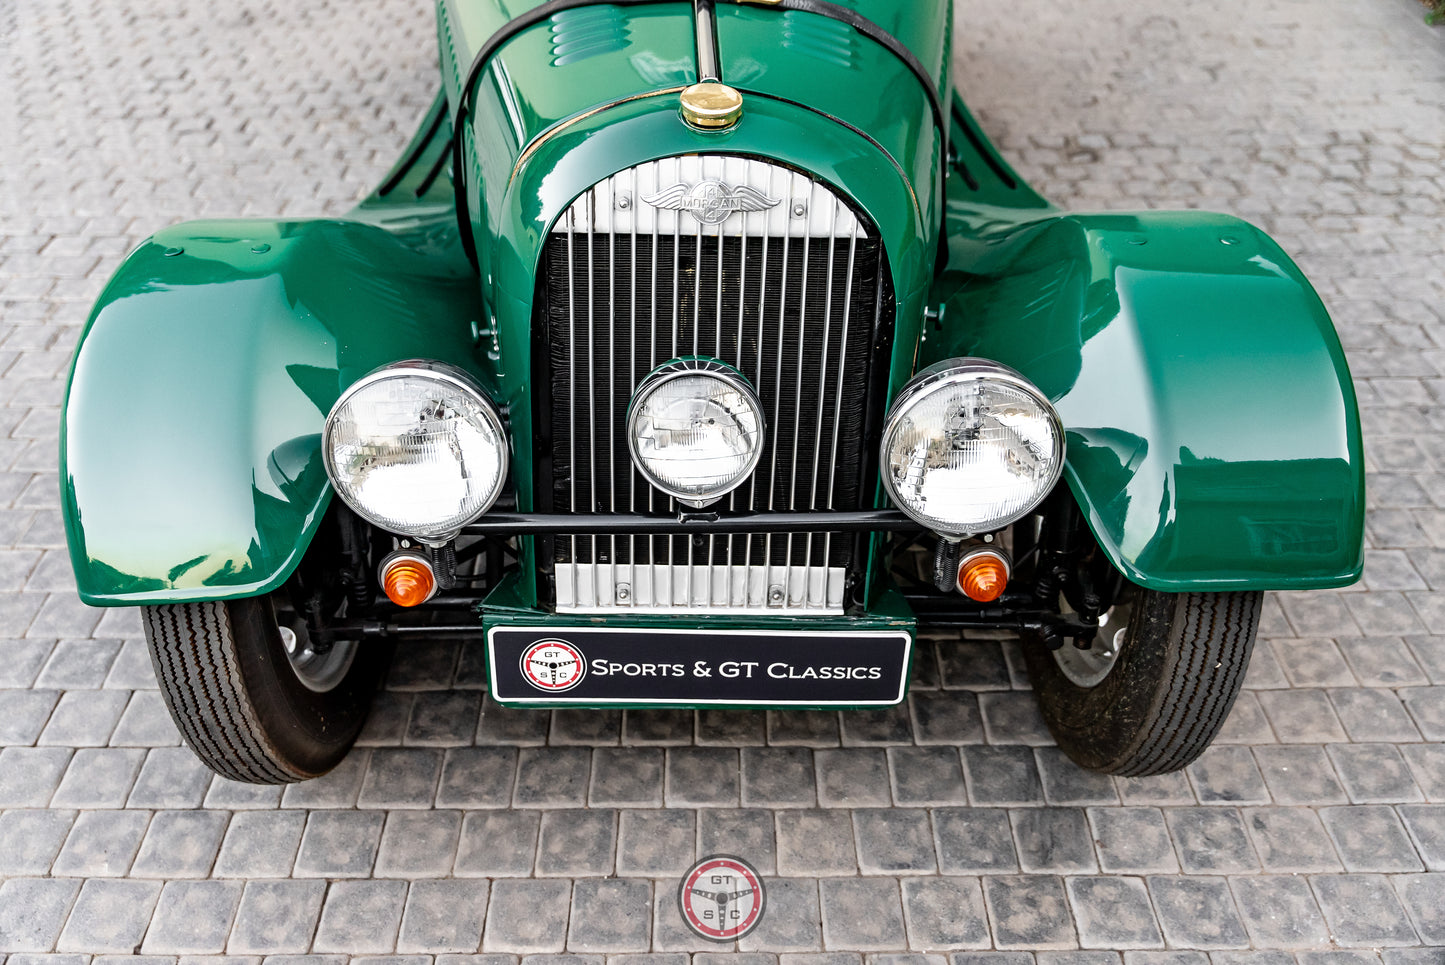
(460, 509, 921, 536)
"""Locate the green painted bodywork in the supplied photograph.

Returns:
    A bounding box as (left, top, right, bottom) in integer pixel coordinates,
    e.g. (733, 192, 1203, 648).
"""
(61, 0, 1362, 608)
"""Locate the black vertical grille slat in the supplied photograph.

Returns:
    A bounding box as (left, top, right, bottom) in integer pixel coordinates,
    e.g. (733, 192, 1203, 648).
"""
(540, 168, 889, 608)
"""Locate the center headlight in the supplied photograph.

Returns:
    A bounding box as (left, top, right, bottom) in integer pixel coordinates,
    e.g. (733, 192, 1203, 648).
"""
(323, 361, 508, 539)
(626, 359, 765, 508)
(881, 359, 1064, 536)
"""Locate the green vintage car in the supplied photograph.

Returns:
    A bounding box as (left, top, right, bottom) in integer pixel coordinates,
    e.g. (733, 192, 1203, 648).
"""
(60, 0, 1364, 784)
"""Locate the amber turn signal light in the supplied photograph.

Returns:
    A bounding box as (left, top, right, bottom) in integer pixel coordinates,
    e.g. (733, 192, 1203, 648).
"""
(957, 549, 1010, 603)
(381, 554, 436, 607)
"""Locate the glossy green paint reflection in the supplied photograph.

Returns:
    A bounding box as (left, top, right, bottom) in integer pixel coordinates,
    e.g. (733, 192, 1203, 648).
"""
(930, 189, 1364, 589)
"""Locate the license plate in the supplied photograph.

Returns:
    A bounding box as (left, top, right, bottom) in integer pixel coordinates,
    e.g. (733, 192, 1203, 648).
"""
(487, 625, 912, 706)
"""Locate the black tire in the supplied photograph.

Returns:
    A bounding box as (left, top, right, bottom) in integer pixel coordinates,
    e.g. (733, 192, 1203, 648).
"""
(1022, 586, 1262, 776)
(142, 596, 385, 784)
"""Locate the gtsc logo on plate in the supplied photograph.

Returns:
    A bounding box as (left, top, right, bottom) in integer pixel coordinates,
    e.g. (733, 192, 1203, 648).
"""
(677, 854, 766, 941)
(519, 639, 586, 692)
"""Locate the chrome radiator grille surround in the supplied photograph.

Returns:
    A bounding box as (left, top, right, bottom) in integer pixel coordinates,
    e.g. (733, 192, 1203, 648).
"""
(537, 156, 890, 613)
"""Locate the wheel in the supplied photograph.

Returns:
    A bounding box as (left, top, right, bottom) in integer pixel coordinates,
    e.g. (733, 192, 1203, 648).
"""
(142, 594, 385, 783)
(1021, 580, 1262, 776)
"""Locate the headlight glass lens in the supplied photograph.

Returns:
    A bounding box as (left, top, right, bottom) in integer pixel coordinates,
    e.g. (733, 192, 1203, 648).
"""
(881, 360, 1064, 535)
(324, 363, 507, 538)
(627, 361, 765, 507)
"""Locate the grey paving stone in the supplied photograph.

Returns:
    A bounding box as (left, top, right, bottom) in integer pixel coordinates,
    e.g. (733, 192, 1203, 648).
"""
(551, 708, 622, 745)
(51, 809, 150, 877)
(536, 808, 617, 876)
(375, 810, 463, 877)
(696, 708, 766, 745)
(1090, 807, 1178, 874)
(455, 809, 540, 877)
(665, 747, 740, 806)
(623, 709, 695, 745)
(777, 809, 857, 875)
(1399, 804, 1445, 870)
(1329, 688, 1423, 741)
(819, 879, 907, 951)
(735, 878, 820, 952)
(764, 711, 840, 747)
(108, 690, 180, 746)
(1394, 872, 1445, 945)
(1010, 807, 1095, 874)
(48, 746, 143, 808)
(1066, 876, 1163, 949)
(1242, 807, 1343, 873)
(1400, 686, 1445, 739)
(961, 746, 1043, 806)
(1184, 746, 1270, 805)
(1145, 876, 1249, 950)
(1327, 743, 1424, 803)
(1401, 743, 1445, 801)
(104, 639, 158, 690)
(1251, 745, 1347, 805)
(0, 688, 58, 744)
(1034, 748, 1117, 805)
(476, 694, 552, 745)
(0, 878, 80, 952)
(358, 748, 443, 808)
(278, 751, 367, 809)
(933, 807, 1019, 874)
(982, 875, 1074, 950)
(483, 880, 573, 953)
(56, 878, 161, 953)
(946, 956, 1034, 965)
(127, 746, 215, 808)
(357, 691, 413, 746)
(1214, 692, 1274, 745)
(213, 810, 307, 879)
(589, 747, 664, 807)
(0, 807, 74, 875)
(292, 810, 385, 878)
(899, 877, 989, 950)
(840, 705, 914, 745)
(854, 808, 936, 873)
(142, 881, 244, 954)
(937, 640, 1011, 691)
(1228, 875, 1329, 947)
(36, 688, 127, 746)
(908, 690, 984, 745)
(814, 748, 892, 808)
(1271, 638, 1357, 687)
(888, 746, 966, 805)
(568, 879, 652, 952)
(1310, 874, 1419, 947)
(1114, 771, 1195, 807)
(35, 639, 121, 688)
(312, 880, 408, 954)
(515, 747, 592, 807)
(698, 809, 777, 875)
(617, 809, 696, 876)
(396, 879, 489, 953)
(453, 639, 488, 689)
(1255, 689, 1349, 743)
(130, 808, 229, 878)
(978, 691, 1054, 745)
(435, 747, 517, 808)
(1164, 808, 1259, 874)
(1320, 805, 1424, 872)
(1037, 955, 1120, 965)
(742, 747, 817, 807)
(405, 689, 482, 745)
(1403, 635, 1445, 685)
(387, 641, 459, 690)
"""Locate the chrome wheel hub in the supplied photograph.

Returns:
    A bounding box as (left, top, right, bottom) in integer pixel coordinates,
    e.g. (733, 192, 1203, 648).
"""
(279, 622, 357, 694)
(1052, 596, 1132, 689)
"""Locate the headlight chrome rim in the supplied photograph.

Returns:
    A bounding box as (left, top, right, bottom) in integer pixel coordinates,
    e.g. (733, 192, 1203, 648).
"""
(880, 358, 1065, 537)
(322, 359, 509, 541)
(626, 357, 766, 509)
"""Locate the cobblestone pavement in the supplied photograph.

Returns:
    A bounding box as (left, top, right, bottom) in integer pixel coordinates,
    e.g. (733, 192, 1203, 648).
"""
(2, 0, 1444, 959)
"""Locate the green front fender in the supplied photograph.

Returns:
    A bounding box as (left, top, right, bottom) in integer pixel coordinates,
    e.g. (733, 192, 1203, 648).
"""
(62, 210, 487, 605)
(932, 205, 1364, 591)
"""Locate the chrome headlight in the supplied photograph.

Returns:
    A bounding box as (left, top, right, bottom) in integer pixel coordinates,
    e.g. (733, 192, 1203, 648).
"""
(323, 361, 508, 539)
(626, 358, 766, 509)
(881, 359, 1064, 536)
